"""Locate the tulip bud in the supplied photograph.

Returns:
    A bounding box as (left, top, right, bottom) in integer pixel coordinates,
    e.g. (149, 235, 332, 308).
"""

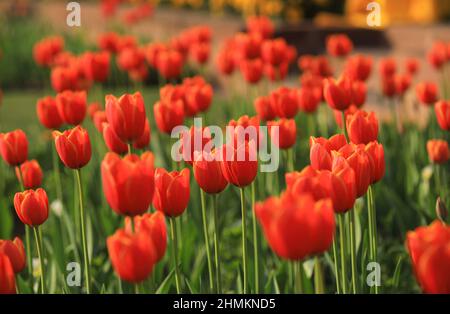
(56, 90, 87, 125)
(0, 129, 28, 167)
(240, 58, 263, 84)
(153, 99, 184, 134)
(270, 87, 299, 119)
(220, 140, 258, 187)
(434, 100, 450, 131)
(267, 119, 296, 149)
(53, 126, 92, 169)
(0, 237, 26, 273)
(153, 168, 190, 217)
(14, 188, 49, 227)
(326, 34, 353, 57)
(17, 160, 43, 189)
(193, 149, 228, 194)
(416, 82, 439, 106)
(36, 96, 64, 129)
(346, 110, 379, 145)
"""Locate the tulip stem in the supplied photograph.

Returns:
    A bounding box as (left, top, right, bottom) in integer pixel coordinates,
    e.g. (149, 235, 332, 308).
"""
(367, 185, 378, 294)
(338, 214, 347, 294)
(200, 189, 214, 292)
(251, 182, 259, 294)
(212, 194, 222, 293)
(75, 169, 91, 294)
(314, 256, 325, 294)
(349, 209, 357, 294)
(169, 217, 181, 294)
(239, 187, 248, 294)
(294, 261, 303, 294)
(286, 148, 294, 172)
(33, 226, 46, 294)
(341, 111, 348, 141)
(332, 237, 341, 294)
(127, 143, 132, 155)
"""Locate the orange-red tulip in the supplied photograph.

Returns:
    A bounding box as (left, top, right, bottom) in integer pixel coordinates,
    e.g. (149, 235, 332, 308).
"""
(153, 99, 185, 134)
(193, 149, 228, 194)
(344, 54, 373, 82)
(36, 96, 64, 129)
(180, 126, 212, 165)
(267, 119, 296, 149)
(323, 77, 353, 111)
(14, 188, 49, 227)
(298, 86, 321, 114)
(406, 221, 450, 293)
(246, 16, 274, 39)
(270, 87, 299, 118)
(156, 49, 184, 80)
(0, 129, 28, 166)
(53, 126, 91, 169)
(16, 160, 43, 189)
(254, 95, 276, 121)
(416, 82, 439, 106)
(0, 253, 15, 294)
(309, 134, 347, 171)
(0, 237, 26, 273)
(102, 122, 128, 154)
(153, 168, 190, 217)
(190, 42, 210, 65)
(346, 110, 379, 144)
(83, 51, 110, 82)
(427, 42, 448, 70)
(240, 58, 263, 84)
(261, 38, 290, 66)
(33, 36, 64, 67)
(50, 66, 78, 93)
(220, 140, 258, 187)
(326, 34, 353, 57)
(102, 152, 155, 216)
(184, 80, 213, 114)
(133, 119, 151, 150)
(378, 57, 397, 78)
(394, 74, 412, 96)
(426, 139, 449, 164)
(364, 141, 385, 184)
(405, 58, 420, 75)
(56, 90, 87, 125)
(435, 100, 450, 131)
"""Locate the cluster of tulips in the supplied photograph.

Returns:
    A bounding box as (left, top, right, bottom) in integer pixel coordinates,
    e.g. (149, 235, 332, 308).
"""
(1, 13, 450, 294)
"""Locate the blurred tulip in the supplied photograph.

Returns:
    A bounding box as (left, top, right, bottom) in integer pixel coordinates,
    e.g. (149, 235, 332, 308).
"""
(156, 49, 184, 80)
(17, 160, 43, 189)
(0, 253, 15, 294)
(379, 58, 397, 78)
(14, 188, 49, 227)
(98, 32, 120, 53)
(264, 62, 289, 81)
(267, 119, 296, 149)
(0, 129, 28, 166)
(254, 96, 276, 121)
(216, 50, 235, 75)
(154, 99, 184, 134)
(298, 86, 321, 113)
(180, 126, 212, 165)
(220, 140, 258, 187)
(240, 58, 263, 84)
(193, 149, 228, 194)
(246, 16, 274, 39)
(344, 54, 373, 81)
(36, 96, 64, 129)
(190, 43, 210, 65)
(83, 51, 110, 82)
(184, 80, 213, 114)
(309, 134, 347, 171)
(381, 76, 396, 98)
(53, 126, 91, 169)
(346, 110, 379, 144)
(333, 105, 358, 129)
(102, 122, 128, 154)
(50, 66, 78, 93)
(102, 152, 155, 216)
(394, 74, 412, 96)
(235, 33, 262, 61)
(261, 38, 289, 66)
(405, 58, 420, 75)
(0, 237, 26, 273)
(153, 168, 190, 217)
(323, 77, 352, 111)
(270, 87, 299, 118)
(427, 42, 448, 70)
(326, 34, 353, 57)
(33, 36, 64, 67)
(93, 111, 108, 133)
(416, 82, 439, 106)
(426, 139, 449, 164)
(116, 47, 145, 72)
(364, 141, 385, 184)
(56, 90, 87, 125)
(435, 100, 450, 131)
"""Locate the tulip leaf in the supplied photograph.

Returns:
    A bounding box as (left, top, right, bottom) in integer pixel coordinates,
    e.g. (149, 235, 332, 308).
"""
(155, 269, 175, 294)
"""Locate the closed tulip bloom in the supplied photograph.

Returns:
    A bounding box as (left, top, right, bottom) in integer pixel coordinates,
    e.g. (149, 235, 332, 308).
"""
(180, 126, 212, 165)
(326, 34, 353, 57)
(406, 221, 450, 293)
(381, 75, 396, 98)
(255, 192, 335, 260)
(261, 38, 289, 66)
(285, 166, 329, 201)
(50, 66, 78, 93)
(364, 141, 385, 184)
(193, 149, 228, 194)
(298, 87, 321, 114)
(326, 160, 357, 213)
(102, 152, 155, 216)
(270, 87, 299, 118)
(246, 15, 274, 39)
(378, 58, 397, 78)
(264, 62, 289, 82)
(14, 188, 49, 227)
(228, 115, 263, 148)
(427, 42, 447, 70)
(153, 168, 190, 217)
(405, 58, 420, 75)
(254, 96, 277, 121)
(82, 51, 110, 82)
(220, 140, 258, 187)
(190, 42, 210, 64)
(416, 82, 439, 106)
(105, 92, 146, 142)
(125, 211, 167, 263)
(0, 237, 26, 273)
(153, 99, 185, 134)
(184, 82, 213, 113)
(0, 130, 28, 166)
(435, 100, 450, 131)
(240, 58, 263, 84)
(33, 36, 64, 67)
(53, 126, 91, 169)
(323, 77, 352, 111)
(426, 139, 449, 164)
(36, 96, 64, 129)
(107, 228, 156, 283)
(116, 47, 145, 72)
(267, 119, 296, 149)
(394, 74, 412, 96)
(156, 49, 184, 80)
(102, 122, 128, 154)
(344, 54, 373, 82)
(309, 134, 347, 171)
(216, 50, 235, 75)
(351, 80, 367, 108)
(346, 110, 379, 144)
(0, 253, 16, 294)
(133, 119, 151, 150)
(56, 90, 87, 125)
(93, 111, 108, 133)
(17, 160, 43, 189)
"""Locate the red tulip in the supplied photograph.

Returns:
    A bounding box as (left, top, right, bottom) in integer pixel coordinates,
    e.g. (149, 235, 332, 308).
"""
(56, 90, 87, 125)
(83, 51, 110, 82)
(323, 77, 352, 111)
(298, 86, 321, 114)
(105, 92, 146, 143)
(435, 100, 450, 131)
(240, 58, 263, 84)
(102, 122, 128, 154)
(88, 102, 101, 120)
(93, 111, 108, 133)
(228, 115, 263, 148)
(193, 149, 228, 194)
(0, 237, 26, 273)
(133, 119, 151, 150)
(416, 82, 439, 106)
(98, 32, 121, 53)
(364, 141, 385, 184)
(309, 134, 347, 171)
(33, 36, 64, 67)
(50, 66, 78, 93)
(261, 38, 289, 66)
(379, 57, 397, 78)
(427, 42, 448, 70)
(426, 139, 449, 164)
(406, 221, 450, 293)
(255, 192, 335, 260)
(405, 58, 420, 75)
(153, 99, 185, 134)
(254, 96, 276, 121)
(326, 34, 353, 57)
(156, 49, 184, 80)
(153, 168, 190, 217)
(0, 253, 15, 294)
(53, 126, 91, 169)
(36, 96, 64, 129)
(270, 87, 299, 118)
(394, 74, 412, 96)
(0, 129, 28, 166)
(264, 62, 289, 81)
(333, 105, 358, 129)
(381, 75, 396, 98)
(184, 80, 213, 114)
(14, 188, 49, 227)
(116, 47, 145, 72)
(180, 126, 212, 165)
(344, 54, 373, 81)
(267, 119, 296, 149)
(346, 110, 379, 144)
(235, 33, 262, 61)
(107, 228, 156, 283)
(220, 140, 258, 187)
(216, 50, 235, 76)
(102, 152, 155, 216)
(190, 42, 210, 65)
(246, 16, 274, 39)
(17, 160, 43, 189)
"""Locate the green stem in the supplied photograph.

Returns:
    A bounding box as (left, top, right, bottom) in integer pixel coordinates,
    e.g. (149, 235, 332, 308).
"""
(200, 189, 214, 292)
(75, 169, 91, 294)
(341, 111, 348, 141)
(294, 261, 303, 293)
(338, 214, 347, 294)
(33, 227, 46, 294)
(349, 209, 357, 294)
(134, 283, 140, 294)
(287, 148, 294, 172)
(170, 217, 181, 294)
(251, 182, 259, 294)
(314, 256, 325, 294)
(240, 187, 248, 294)
(368, 186, 379, 294)
(332, 236, 341, 294)
(127, 143, 132, 155)
(212, 194, 222, 293)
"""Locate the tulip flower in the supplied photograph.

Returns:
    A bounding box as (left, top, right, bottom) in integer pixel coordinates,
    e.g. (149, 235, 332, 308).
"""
(267, 119, 296, 149)
(56, 90, 87, 125)
(33, 36, 64, 67)
(93, 111, 108, 133)
(153, 168, 190, 217)
(427, 139, 449, 164)
(0, 129, 28, 167)
(435, 100, 450, 131)
(261, 38, 290, 66)
(184, 81, 213, 114)
(190, 42, 210, 65)
(406, 221, 450, 293)
(394, 74, 412, 96)
(16, 160, 43, 189)
(427, 41, 447, 70)
(220, 140, 258, 188)
(180, 126, 212, 165)
(269, 87, 299, 118)
(102, 152, 155, 216)
(156, 49, 184, 80)
(298, 87, 321, 114)
(133, 119, 151, 150)
(36, 96, 64, 129)
(53, 126, 91, 169)
(216, 48, 235, 76)
(246, 15, 274, 39)
(416, 82, 439, 106)
(323, 77, 353, 111)
(153, 99, 185, 134)
(193, 149, 228, 194)
(326, 34, 353, 57)
(0, 237, 26, 274)
(0, 253, 15, 294)
(405, 58, 419, 75)
(381, 75, 396, 98)
(240, 58, 263, 84)
(83, 51, 110, 82)
(346, 110, 379, 145)
(344, 54, 373, 82)
(235, 33, 262, 61)
(102, 122, 128, 154)
(116, 47, 145, 72)
(254, 95, 276, 121)
(378, 58, 396, 78)
(364, 141, 386, 184)
(309, 134, 347, 171)
(105, 92, 146, 143)
(50, 66, 78, 93)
